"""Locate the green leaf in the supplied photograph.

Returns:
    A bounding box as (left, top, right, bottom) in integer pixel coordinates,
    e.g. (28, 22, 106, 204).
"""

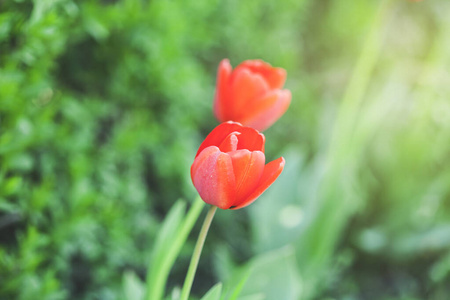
(123, 271, 145, 300)
(231, 295, 264, 300)
(249, 150, 305, 253)
(150, 200, 187, 269)
(224, 267, 251, 300)
(232, 247, 301, 300)
(145, 197, 205, 300)
(146, 200, 186, 299)
(200, 283, 222, 300)
(2, 176, 23, 196)
(0, 199, 19, 213)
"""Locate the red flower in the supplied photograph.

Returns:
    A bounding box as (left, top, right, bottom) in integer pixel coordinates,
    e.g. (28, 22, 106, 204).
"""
(191, 122, 285, 210)
(213, 59, 291, 132)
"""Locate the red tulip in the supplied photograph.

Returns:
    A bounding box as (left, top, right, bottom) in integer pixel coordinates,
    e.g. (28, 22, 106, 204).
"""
(191, 121, 285, 210)
(213, 59, 291, 132)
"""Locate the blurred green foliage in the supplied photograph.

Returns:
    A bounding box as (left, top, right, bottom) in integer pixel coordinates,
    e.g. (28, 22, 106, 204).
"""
(1, 0, 450, 299)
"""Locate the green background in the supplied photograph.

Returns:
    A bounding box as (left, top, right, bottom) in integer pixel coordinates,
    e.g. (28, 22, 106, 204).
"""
(1, 0, 449, 299)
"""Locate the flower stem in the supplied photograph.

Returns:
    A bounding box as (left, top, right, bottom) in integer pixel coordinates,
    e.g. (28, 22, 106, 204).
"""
(180, 205, 217, 300)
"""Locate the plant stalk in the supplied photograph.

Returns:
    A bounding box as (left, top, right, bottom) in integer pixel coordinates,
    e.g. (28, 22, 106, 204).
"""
(180, 205, 217, 300)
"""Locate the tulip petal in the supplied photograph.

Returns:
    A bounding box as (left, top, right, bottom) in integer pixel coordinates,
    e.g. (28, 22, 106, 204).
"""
(230, 157, 285, 210)
(240, 60, 287, 89)
(196, 122, 264, 157)
(236, 127, 265, 153)
(239, 89, 291, 132)
(228, 150, 265, 207)
(213, 59, 232, 122)
(265, 67, 287, 90)
(191, 146, 236, 209)
(231, 67, 270, 117)
(218, 132, 239, 152)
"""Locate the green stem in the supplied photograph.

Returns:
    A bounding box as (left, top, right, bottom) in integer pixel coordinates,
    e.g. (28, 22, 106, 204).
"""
(180, 205, 218, 300)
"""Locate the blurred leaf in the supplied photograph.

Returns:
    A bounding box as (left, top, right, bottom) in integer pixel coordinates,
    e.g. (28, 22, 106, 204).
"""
(224, 266, 250, 300)
(200, 283, 222, 300)
(236, 247, 301, 300)
(1, 176, 22, 195)
(0, 201, 20, 213)
(123, 271, 145, 300)
(146, 200, 186, 299)
(430, 251, 450, 283)
(249, 149, 306, 253)
(146, 198, 204, 300)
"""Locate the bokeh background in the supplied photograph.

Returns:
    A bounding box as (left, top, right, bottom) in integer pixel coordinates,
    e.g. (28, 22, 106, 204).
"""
(1, 0, 450, 299)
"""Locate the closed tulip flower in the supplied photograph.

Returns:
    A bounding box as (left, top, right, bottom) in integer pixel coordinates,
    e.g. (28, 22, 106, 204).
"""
(213, 59, 292, 132)
(191, 121, 285, 210)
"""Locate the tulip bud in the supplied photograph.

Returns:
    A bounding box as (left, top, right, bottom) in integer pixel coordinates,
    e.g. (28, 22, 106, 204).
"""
(191, 122, 285, 209)
(213, 59, 291, 132)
